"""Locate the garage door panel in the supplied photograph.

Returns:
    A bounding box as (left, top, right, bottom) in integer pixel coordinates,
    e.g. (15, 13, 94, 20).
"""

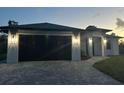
(19, 35, 72, 61)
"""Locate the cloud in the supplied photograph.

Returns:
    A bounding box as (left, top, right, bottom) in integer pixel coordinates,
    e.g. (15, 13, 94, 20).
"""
(116, 18, 124, 28)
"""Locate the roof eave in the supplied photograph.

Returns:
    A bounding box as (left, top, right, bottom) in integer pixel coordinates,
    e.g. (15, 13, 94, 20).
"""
(0, 26, 84, 33)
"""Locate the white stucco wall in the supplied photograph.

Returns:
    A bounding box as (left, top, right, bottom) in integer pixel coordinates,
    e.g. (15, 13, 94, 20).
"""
(72, 33, 81, 61)
(106, 38, 119, 55)
(112, 38, 119, 55)
(101, 37, 107, 56)
(88, 37, 93, 56)
(7, 31, 19, 63)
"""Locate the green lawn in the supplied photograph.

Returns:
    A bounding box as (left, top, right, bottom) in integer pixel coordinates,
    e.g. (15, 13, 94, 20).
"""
(93, 55, 124, 83)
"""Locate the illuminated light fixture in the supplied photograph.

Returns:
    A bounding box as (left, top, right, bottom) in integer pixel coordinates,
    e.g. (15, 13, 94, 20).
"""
(12, 34, 15, 38)
(8, 20, 18, 44)
(73, 34, 80, 47)
(11, 34, 16, 44)
(89, 38, 92, 44)
(10, 29, 17, 44)
(104, 38, 107, 44)
(74, 32, 79, 39)
(73, 37, 78, 45)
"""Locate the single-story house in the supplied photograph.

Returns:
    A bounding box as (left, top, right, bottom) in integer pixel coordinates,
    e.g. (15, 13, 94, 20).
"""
(0, 21, 122, 63)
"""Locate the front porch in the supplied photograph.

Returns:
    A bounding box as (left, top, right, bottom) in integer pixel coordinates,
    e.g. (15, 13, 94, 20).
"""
(87, 36, 106, 57)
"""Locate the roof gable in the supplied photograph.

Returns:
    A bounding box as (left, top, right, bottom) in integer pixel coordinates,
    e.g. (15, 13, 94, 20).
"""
(85, 26, 112, 32)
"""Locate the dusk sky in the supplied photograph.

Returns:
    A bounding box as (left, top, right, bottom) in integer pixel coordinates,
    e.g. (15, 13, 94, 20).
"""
(1, 7, 124, 37)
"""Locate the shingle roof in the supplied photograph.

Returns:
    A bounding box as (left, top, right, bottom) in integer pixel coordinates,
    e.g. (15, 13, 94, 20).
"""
(0, 22, 84, 33)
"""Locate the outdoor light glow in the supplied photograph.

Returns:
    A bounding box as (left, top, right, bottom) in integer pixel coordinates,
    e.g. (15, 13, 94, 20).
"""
(73, 37, 78, 44)
(11, 35, 15, 43)
(104, 38, 107, 44)
(8, 33, 18, 48)
(89, 38, 92, 44)
(73, 34, 80, 47)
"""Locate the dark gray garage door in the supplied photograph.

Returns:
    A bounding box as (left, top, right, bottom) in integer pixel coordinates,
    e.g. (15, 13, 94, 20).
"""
(19, 35, 72, 61)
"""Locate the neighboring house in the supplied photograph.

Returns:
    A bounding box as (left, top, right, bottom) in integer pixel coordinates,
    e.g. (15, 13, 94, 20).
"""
(0, 21, 122, 63)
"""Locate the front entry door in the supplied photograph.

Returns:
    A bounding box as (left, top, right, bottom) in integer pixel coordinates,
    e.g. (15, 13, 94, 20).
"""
(92, 37, 102, 56)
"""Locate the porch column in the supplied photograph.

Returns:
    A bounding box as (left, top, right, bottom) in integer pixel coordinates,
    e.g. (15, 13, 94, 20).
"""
(72, 33, 81, 61)
(101, 37, 107, 56)
(88, 37, 93, 56)
(7, 31, 19, 63)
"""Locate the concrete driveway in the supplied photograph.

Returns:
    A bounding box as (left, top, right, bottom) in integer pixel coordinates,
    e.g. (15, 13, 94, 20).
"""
(0, 57, 122, 85)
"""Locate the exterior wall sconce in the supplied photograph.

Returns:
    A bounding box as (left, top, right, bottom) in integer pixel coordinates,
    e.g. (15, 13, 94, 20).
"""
(10, 28, 17, 45)
(74, 32, 79, 39)
(11, 34, 16, 44)
(8, 20, 18, 45)
(73, 33, 80, 47)
(89, 37, 92, 44)
(73, 37, 78, 45)
(8, 32, 17, 48)
(103, 38, 107, 44)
